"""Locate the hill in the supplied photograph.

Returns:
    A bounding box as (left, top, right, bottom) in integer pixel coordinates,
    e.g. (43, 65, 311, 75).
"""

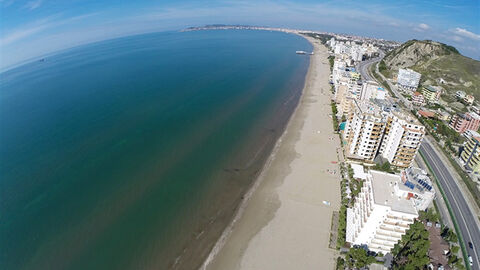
(379, 40, 480, 101)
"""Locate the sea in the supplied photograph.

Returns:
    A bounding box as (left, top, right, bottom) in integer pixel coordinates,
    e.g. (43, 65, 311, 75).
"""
(0, 29, 311, 270)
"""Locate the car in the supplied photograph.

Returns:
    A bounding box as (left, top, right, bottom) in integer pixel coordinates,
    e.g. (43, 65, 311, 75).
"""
(469, 242, 474, 249)
(468, 255, 473, 266)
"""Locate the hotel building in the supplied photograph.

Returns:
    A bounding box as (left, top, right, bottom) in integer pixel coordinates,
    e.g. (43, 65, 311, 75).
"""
(346, 170, 434, 253)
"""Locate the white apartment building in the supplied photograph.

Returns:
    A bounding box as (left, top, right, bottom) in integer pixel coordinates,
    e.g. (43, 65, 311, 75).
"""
(397, 68, 421, 91)
(344, 100, 387, 162)
(379, 113, 425, 168)
(346, 170, 431, 254)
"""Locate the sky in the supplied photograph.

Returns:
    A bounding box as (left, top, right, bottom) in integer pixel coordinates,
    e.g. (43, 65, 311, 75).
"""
(1, 0, 479, 69)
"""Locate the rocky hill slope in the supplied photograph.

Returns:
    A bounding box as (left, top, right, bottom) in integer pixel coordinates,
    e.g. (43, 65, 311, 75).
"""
(380, 40, 480, 100)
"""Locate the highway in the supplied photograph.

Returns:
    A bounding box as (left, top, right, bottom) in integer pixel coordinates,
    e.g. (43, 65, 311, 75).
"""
(356, 52, 383, 81)
(420, 140, 480, 270)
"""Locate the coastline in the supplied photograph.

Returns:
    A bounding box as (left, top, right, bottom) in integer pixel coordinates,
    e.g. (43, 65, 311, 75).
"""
(202, 36, 342, 269)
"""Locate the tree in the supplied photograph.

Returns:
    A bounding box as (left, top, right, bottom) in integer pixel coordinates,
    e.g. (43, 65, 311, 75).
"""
(392, 221, 430, 269)
(346, 247, 376, 268)
(336, 257, 345, 270)
(418, 208, 439, 223)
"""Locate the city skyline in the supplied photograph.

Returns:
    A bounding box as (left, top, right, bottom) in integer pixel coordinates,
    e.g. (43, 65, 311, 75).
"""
(1, 0, 479, 69)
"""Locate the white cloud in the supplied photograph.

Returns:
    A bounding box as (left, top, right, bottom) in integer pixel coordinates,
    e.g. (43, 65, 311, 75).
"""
(452, 28, 480, 40)
(452, 36, 463, 42)
(419, 23, 430, 30)
(413, 23, 430, 32)
(23, 0, 43, 10)
(0, 13, 98, 47)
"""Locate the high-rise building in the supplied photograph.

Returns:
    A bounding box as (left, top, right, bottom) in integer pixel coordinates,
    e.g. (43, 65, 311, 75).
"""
(346, 170, 433, 253)
(379, 113, 425, 168)
(344, 100, 387, 162)
(397, 69, 421, 91)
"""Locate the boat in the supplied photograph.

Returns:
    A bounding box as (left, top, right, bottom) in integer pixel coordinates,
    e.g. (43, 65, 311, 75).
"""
(296, 50, 307, 55)
(309, 52, 314, 55)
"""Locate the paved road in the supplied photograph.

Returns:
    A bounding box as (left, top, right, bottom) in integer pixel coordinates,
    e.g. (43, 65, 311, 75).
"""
(356, 52, 383, 81)
(420, 140, 480, 270)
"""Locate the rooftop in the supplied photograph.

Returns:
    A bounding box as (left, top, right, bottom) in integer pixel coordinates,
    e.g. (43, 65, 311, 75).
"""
(369, 170, 418, 215)
(351, 163, 368, 180)
(424, 85, 439, 92)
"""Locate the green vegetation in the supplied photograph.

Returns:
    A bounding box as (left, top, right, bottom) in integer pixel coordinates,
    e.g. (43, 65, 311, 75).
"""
(442, 227, 459, 243)
(347, 164, 362, 199)
(337, 204, 347, 249)
(370, 62, 396, 98)
(335, 257, 345, 270)
(337, 166, 348, 249)
(328, 55, 335, 71)
(415, 115, 464, 145)
(372, 161, 395, 173)
(392, 221, 430, 269)
(378, 59, 391, 78)
(302, 32, 334, 44)
(331, 102, 339, 131)
(345, 247, 376, 268)
(419, 208, 440, 223)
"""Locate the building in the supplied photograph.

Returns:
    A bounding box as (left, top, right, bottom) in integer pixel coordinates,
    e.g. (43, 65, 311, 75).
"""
(460, 131, 480, 173)
(360, 81, 386, 101)
(421, 86, 441, 103)
(379, 113, 425, 168)
(411, 91, 425, 106)
(449, 112, 480, 134)
(346, 170, 433, 253)
(436, 110, 451, 122)
(464, 95, 475, 105)
(397, 68, 421, 91)
(399, 167, 435, 211)
(456, 90, 466, 100)
(344, 100, 387, 162)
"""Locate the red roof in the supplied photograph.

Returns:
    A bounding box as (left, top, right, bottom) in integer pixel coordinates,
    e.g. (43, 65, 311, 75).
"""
(418, 110, 435, 118)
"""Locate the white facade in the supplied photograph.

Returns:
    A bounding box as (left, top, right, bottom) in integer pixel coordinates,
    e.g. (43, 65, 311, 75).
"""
(397, 68, 421, 91)
(379, 113, 425, 168)
(344, 100, 387, 161)
(346, 171, 422, 253)
(360, 81, 386, 101)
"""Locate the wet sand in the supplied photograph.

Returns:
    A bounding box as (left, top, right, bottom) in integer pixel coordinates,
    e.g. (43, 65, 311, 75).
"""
(202, 37, 342, 270)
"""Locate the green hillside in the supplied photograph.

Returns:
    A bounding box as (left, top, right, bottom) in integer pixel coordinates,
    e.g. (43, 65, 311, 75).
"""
(381, 40, 480, 100)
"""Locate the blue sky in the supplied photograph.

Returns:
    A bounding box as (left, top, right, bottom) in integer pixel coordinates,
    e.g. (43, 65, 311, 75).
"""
(1, 0, 479, 69)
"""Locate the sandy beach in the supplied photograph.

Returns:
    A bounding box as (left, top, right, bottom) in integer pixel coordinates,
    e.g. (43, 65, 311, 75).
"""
(202, 37, 342, 270)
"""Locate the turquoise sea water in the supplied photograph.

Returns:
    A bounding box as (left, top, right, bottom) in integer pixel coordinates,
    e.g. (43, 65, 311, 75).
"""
(0, 30, 311, 269)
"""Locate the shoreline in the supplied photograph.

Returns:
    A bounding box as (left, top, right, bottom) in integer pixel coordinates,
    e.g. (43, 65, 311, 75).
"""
(202, 36, 342, 269)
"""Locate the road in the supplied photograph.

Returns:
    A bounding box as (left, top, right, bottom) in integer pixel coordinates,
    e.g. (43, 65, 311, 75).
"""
(356, 51, 383, 81)
(420, 140, 480, 269)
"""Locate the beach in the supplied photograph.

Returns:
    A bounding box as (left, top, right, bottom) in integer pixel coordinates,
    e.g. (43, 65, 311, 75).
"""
(203, 37, 342, 270)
